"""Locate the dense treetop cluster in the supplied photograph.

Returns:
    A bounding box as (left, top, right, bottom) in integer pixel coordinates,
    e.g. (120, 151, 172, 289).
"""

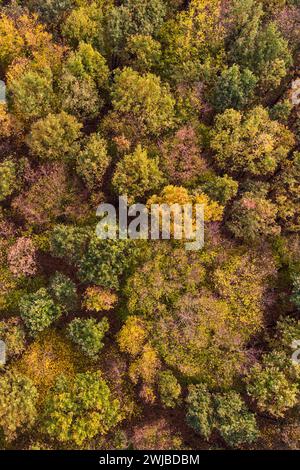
(0, 0, 300, 450)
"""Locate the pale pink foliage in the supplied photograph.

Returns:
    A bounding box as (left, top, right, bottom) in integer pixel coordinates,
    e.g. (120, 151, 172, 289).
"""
(160, 126, 206, 185)
(8, 237, 37, 278)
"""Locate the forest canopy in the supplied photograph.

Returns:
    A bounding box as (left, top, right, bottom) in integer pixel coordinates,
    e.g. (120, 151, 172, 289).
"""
(0, 0, 299, 452)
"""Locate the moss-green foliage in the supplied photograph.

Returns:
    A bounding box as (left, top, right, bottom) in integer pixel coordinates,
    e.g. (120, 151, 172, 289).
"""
(76, 133, 111, 190)
(112, 145, 164, 203)
(0, 371, 38, 441)
(0, 158, 17, 201)
(67, 317, 109, 359)
(210, 107, 294, 176)
(49, 272, 77, 312)
(19, 288, 62, 337)
(42, 371, 121, 446)
(245, 351, 300, 418)
(26, 112, 82, 161)
(186, 384, 259, 447)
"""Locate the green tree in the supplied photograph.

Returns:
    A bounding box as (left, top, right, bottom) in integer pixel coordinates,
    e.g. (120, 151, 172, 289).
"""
(292, 276, 300, 310)
(65, 42, 109, 88)
(210, 107, 294, 176)
(186, 384, 259, 447)
(76, 133, 111, 190)
(67, 317, 109, 359)
(125, 35, 162, 73)
(105, 67, 175, 142)
(228, 1, 292, 91)
(158, 371, 181, 408)
(49, 272, 77, 313)
(245, 351, 300, 418)
(197, 172, 239, 205)
(0, 158, 17, 201)
(211, 65, 257, 112)
(272, 152, 300, 232)
(0, 318, 26, 361)
(7, 68, 55, 124)
(19, 288, 62, 337)
(0, 371, 38, 441)
(112, 145, 164, 203)
(61, 1, 104, 48)
(26, 111, 82, 161)
(42, 371, 121, 446)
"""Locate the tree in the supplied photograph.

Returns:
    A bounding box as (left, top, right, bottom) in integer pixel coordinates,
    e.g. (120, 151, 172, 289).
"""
(197, 172, 239, 205)
(272, 152, 300, 232)
(67, 317, 109, 359)
(0, 14, 23, 74)
(104, 0, 166, 61)
(211, 65, 257, 113)
(58, 71, 101, 121)
(27, 0, 75, 31)
(245, 351, 300, 418)
(105, 67, 175, 142)
(148, 185, 224, 223)
(42, 372, 121, 445)
(12, 163, 88, 227)
(76, 133, 111, 191)
(125, 34, 162, 73)
(83, 287, 117, 313)
(159, 0, 225, 84)
(61, 2, 104, 48)
(26, 112, 82, 161)
(77, 236, 138, 289)
(228, 1, 292, 92)
(7, 67, 56, 124)
(0, 158, 17, 201)
(8, 237, 37, 278)
(0, 371, 38, 441)
(213, 391, 259, 447)
(112, 145, 164, 203)
(19, 288, 62, 337)
(227, 191, 281, 242)
(186, 384, 259, 447)
(117, 316, 148, 357)
(160, 126, 207, 186)
(158, 371, 181, 408)
(210, 107, 295, 176)
(0, 318, 26, 361)
(65, 42, 109, 88)
(49, 272, 77, 312)
(186, 384, 214, 439)
(291, 276, 300, 310)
